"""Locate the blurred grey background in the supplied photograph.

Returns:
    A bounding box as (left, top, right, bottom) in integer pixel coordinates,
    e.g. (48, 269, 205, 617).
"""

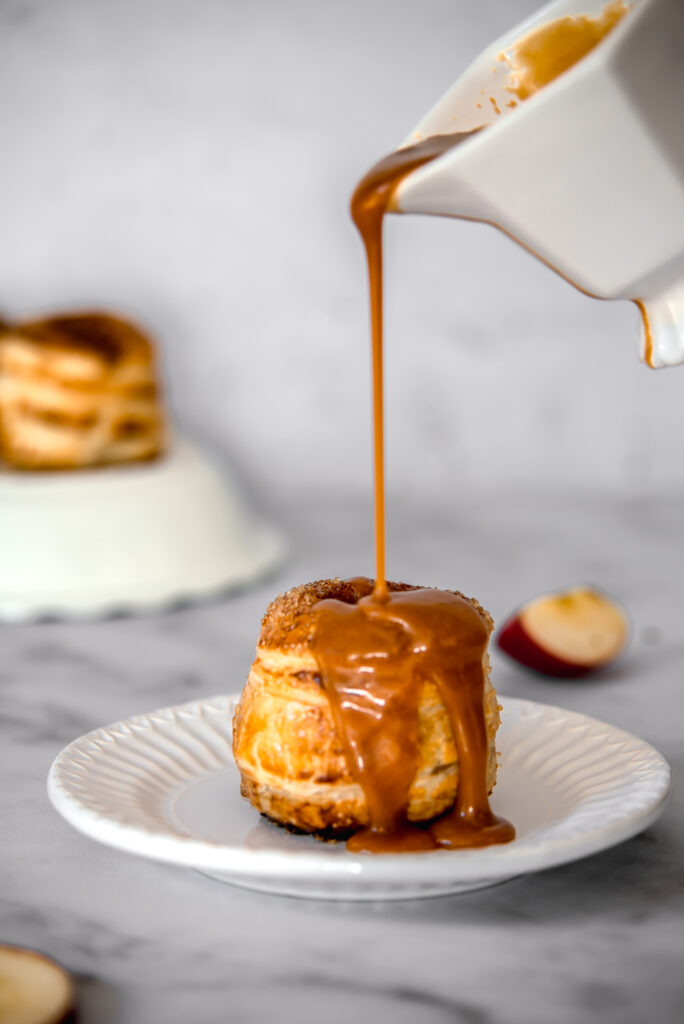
(1, 0, 682, 514)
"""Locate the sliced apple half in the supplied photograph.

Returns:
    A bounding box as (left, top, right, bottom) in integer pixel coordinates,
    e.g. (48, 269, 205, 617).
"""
(497, 585, 629, 678)
(0, 946, 76, 1024)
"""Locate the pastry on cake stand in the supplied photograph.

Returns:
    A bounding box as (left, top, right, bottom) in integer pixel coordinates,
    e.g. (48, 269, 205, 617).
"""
(0, 312, 283, 620)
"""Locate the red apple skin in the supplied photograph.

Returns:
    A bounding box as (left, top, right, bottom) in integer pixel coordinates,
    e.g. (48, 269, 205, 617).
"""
(497, 615, 593, 678)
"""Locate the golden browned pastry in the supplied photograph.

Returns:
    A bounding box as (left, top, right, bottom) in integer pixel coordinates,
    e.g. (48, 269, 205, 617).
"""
(0, 312, 166, 470)
(233, 578, 501, 837)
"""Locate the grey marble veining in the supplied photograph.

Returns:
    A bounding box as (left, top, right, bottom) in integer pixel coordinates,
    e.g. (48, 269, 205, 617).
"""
(1, 489, 683, 1024)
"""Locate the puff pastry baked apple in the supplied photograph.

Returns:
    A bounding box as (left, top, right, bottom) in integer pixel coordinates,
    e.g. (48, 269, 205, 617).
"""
(233, 577, 503, 841)
(0, 311, 165, 470)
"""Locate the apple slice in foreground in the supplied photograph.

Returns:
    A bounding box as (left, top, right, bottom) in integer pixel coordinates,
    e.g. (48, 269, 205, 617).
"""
(497, 586, 629, 678)
(0, 946, 76, 1024)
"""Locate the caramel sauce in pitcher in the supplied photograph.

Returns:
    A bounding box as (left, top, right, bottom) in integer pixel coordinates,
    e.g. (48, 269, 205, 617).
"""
(500, 0, 630, 101)
(310, 135, 513, 854)
(349, 134, 473, 597)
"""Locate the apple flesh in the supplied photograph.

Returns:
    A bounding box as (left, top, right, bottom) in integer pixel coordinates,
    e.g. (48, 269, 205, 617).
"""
(0, 946, 76, 1024)
(497, 586, 629, 678)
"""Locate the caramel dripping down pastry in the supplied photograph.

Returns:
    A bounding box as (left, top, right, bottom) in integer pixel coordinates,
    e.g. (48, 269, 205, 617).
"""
(232, 577, 502, 839)
(0, 311, 166, 470)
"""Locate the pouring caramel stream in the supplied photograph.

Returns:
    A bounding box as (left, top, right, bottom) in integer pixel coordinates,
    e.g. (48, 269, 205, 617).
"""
(348, 134, 472, 598)
(310, 136, 513, 854)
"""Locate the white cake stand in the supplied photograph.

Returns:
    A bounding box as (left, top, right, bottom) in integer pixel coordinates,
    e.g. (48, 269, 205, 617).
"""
(0, 439, 284, 621)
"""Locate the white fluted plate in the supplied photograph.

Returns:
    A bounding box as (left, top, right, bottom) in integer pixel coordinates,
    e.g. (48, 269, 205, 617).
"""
(48, 695, 671, 901)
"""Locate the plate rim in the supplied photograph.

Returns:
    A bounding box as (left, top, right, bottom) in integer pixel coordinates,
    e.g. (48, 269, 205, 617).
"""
(47, 694, 672, 884)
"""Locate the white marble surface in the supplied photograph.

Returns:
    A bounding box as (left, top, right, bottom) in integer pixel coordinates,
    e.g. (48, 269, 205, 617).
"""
(2, 487, 683, 1023)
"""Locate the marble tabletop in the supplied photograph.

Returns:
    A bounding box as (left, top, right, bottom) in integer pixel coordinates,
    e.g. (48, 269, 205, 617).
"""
(1, 486, 682, 1024)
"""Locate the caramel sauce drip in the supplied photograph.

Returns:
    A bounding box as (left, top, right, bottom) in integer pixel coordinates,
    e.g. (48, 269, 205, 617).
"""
(308, 133, 514, 854)
(500, 0, 631, 101)
(349, 133, 473, 599)
(635, 300, 655, 369)
(311, 580, 514, 853)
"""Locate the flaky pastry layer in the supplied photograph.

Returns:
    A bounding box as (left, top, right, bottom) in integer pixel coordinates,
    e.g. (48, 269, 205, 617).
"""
(0, 312, 166, 469)
(233, 578, 501, 836)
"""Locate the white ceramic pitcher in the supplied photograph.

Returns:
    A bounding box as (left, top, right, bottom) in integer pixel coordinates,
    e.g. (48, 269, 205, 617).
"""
(394, 0, 684, 368)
